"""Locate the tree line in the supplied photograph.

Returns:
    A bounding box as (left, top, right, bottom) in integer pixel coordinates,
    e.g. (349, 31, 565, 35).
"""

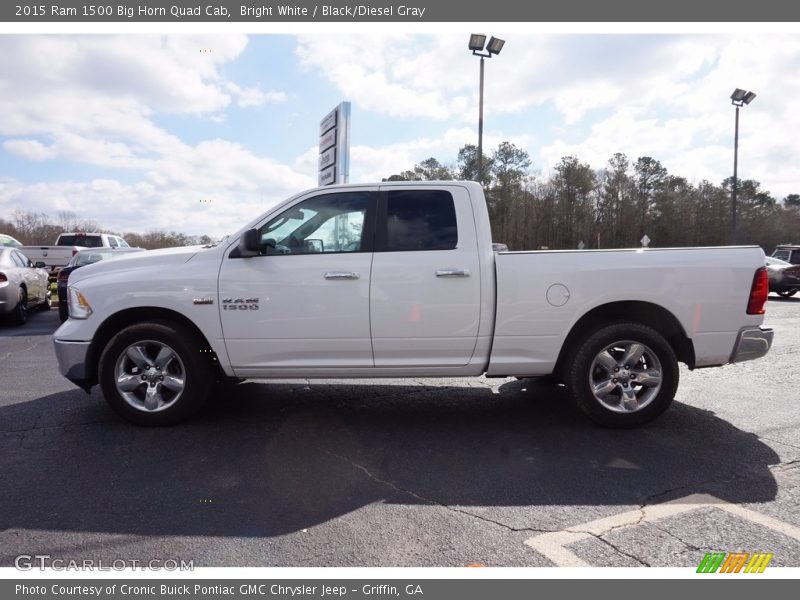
(385, 143, 800, 252)
(0, 210, 213, 250)
(4, 146, 798, 254)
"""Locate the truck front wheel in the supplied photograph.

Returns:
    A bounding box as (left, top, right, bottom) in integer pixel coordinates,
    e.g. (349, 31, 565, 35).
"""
(566, 322, 679, 428)
(98, 321, 213, 426)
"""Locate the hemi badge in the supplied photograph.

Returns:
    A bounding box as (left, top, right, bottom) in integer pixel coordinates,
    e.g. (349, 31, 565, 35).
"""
(193, 298, 214, 305)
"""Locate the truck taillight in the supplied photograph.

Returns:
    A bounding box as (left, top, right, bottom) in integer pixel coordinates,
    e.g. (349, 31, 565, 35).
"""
(747, 267, 769, 315)
(72, 249, 78, 256)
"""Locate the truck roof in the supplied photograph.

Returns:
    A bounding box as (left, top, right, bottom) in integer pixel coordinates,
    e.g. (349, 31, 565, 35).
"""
(300, 180, 483, 192)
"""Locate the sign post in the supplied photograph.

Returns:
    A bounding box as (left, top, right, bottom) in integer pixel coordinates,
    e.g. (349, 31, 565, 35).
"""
(318, 102, 351, 186)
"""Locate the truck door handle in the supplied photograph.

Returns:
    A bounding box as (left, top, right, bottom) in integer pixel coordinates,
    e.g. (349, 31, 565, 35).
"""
(436, 269, 471, 278)
(325, 271, 360, 280)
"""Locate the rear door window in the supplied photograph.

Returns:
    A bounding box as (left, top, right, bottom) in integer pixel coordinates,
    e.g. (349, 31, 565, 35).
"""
(383, 190, 457, 251)
(11, 251, 29, 268)
(773, 250, 790, 261)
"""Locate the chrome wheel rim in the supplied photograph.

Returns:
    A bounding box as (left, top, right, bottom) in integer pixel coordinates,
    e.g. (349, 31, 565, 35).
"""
(114, 340, 186, 412)
(589, 340, 663, 413)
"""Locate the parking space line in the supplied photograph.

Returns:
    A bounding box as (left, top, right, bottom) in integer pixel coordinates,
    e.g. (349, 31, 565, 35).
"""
(524, 493, 800, 566)
(719, 501, 800, 542)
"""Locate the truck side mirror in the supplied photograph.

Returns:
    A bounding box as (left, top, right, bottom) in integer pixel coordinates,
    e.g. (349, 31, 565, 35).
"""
(238, 229, 261, 257)
(34, 261, 46, 269)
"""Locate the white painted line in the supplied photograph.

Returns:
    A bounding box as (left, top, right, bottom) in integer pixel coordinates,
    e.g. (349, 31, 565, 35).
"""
(717, 502, 800, 542)
(524, 493, 800, 566)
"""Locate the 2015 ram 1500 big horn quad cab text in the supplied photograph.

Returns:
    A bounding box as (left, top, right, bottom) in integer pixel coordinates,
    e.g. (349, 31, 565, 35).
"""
(53, 182, 773, 427)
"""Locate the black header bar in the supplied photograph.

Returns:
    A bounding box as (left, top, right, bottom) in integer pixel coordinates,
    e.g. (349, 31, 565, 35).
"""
(3, 0, 800, 22)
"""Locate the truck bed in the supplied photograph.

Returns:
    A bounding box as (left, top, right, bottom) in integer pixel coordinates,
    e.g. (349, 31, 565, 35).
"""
(487, 246, 766, 376)
(18, 245, 80, 270)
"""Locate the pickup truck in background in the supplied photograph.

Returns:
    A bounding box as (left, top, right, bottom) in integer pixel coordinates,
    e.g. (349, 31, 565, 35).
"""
(53, 182, 773, 428)
(772, 244, 800, 265)
(19, 232, 131, 271)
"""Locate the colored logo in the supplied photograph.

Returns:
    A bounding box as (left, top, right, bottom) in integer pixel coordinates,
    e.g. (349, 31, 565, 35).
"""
(696, 552, 773, 573)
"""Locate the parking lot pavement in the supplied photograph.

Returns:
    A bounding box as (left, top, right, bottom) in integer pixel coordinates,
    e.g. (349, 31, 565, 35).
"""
(1, 297, 798, 567)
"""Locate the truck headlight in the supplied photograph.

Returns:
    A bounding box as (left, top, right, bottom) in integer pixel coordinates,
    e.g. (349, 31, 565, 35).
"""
(68, 286, 93, 319)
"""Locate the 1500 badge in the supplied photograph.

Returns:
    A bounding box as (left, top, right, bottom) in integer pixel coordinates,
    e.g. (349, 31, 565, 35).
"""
(222, 298, 260, 310)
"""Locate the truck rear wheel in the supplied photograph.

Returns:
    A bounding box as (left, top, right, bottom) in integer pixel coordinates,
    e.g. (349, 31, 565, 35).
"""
(98, 321, 213, 426)
(566, 322, 679, 428)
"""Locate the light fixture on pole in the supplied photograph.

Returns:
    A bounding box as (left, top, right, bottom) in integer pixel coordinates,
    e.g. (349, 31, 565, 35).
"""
(729, 88, 756, 245)
(469, 34, 505, 185)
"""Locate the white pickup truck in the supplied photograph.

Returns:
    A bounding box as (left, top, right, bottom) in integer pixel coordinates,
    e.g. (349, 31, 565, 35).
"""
(53, 182, 773, 427)
(20, 232, 131, 271)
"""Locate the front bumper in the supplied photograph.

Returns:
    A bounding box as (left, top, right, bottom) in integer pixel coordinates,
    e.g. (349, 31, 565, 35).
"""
(730, 327, 774, 364)
(53, 338, 92, 389)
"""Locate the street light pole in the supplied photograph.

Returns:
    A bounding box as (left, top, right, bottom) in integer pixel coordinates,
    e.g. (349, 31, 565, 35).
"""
(731, 104, 740, 245)
(468, 34, 505, 185)
(729, 88, 756, 245)
(478, 55, 484, 184)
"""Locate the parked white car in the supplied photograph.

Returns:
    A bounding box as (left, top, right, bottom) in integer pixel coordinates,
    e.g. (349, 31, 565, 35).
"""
(53, 182, 773, 427)
(0, 248, 51, 324)
(0, 234, 23, 248)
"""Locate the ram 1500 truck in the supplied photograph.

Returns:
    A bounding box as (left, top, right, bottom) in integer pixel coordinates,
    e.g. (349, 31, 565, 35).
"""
(53, 182, 773, 427)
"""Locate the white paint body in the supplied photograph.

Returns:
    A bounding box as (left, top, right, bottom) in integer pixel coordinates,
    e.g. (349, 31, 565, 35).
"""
(55, 182, 767, 380)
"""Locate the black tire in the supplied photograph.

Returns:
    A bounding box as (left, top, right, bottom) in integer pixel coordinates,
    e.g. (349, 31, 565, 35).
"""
(58, 303, 69, 322)
(98, 321, 214, 426)
(8, 287, 28, 325)
(777, 289, 797, 298)
(566, 322, 679, 428)
(40, 291, 52, 311)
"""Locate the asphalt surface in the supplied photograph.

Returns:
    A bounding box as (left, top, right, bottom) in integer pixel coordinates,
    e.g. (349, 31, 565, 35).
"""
(1, 297, 799, 568)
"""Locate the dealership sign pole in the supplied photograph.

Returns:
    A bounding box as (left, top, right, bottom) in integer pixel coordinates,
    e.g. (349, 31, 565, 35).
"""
(318, 102, 351, 186)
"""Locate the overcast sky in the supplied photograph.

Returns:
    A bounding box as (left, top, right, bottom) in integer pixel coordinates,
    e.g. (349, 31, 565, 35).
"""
(1, 33, 798, 238)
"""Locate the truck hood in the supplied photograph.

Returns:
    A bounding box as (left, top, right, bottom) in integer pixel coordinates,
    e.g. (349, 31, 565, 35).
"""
(68, 246, 203, 285)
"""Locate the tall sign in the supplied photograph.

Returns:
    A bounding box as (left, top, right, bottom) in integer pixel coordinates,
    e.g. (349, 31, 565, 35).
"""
(318, 102, 351, 186)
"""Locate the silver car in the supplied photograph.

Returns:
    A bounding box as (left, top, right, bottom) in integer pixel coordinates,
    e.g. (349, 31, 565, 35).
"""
(0, 248, 51, 325)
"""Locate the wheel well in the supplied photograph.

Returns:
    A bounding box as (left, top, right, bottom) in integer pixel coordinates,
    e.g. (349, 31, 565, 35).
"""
(553, 301, 695, 377)
(85, 307, 221, 387)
